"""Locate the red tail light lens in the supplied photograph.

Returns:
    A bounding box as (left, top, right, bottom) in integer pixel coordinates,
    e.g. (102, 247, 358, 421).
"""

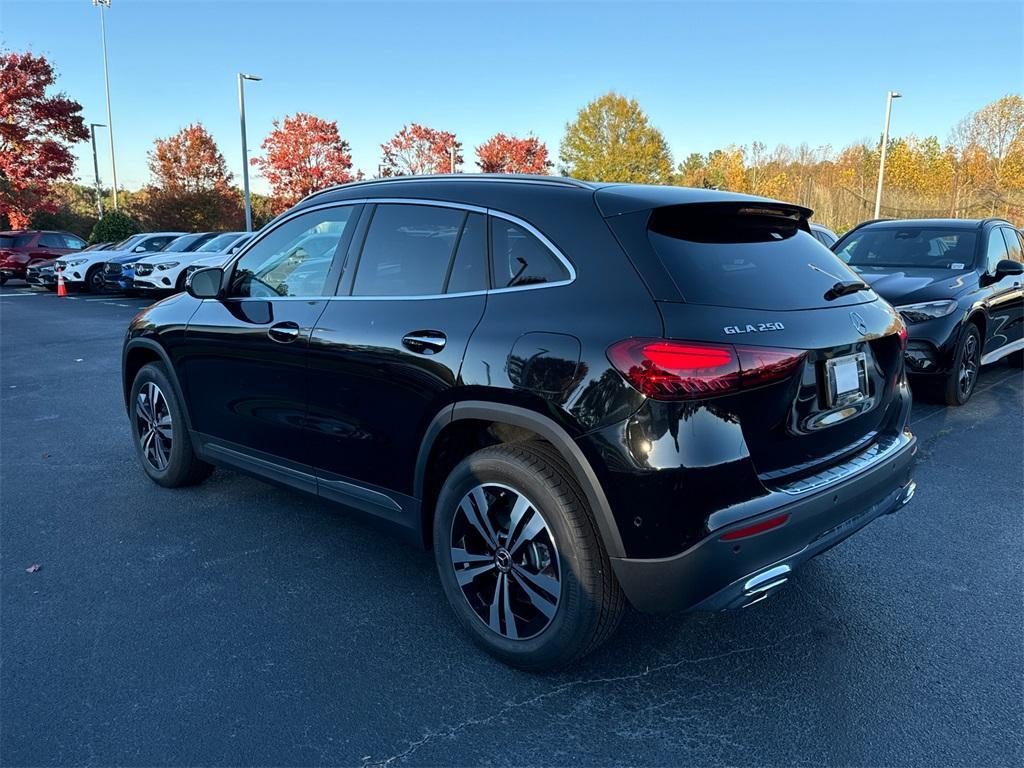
(897, 323, 908, 349)
(719, 513, 790, 541)
(607, 338, 805, 401)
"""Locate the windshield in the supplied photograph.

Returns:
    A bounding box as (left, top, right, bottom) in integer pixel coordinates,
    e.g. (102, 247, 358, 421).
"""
(162, 234, 205, 252)
(836, 227, 978, 270)
(0, 234, 34, 248)
(113, 235, 143, 250)
(196, 233, 244, 253)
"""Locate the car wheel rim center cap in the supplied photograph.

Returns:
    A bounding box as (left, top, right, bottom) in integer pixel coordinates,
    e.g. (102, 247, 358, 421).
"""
(494, 548, 512, 572)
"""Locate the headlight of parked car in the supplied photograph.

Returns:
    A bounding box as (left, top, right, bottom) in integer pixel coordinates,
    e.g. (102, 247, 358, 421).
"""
(155, 262, 180, 271)
(64, 258, 88, 267)
(895, 300, 958, 323)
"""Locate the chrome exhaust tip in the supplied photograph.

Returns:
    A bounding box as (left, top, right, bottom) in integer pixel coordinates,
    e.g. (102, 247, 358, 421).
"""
(741, 564, 791, 607)
(900, 480, 917, 506)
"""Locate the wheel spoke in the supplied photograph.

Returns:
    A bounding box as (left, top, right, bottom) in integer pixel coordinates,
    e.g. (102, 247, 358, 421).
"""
(511, 569, 557, 620)
(505, 495, 532, 550)
(508, 509, 545, 554)
(500, 573, 519, 640)
(450, 547, 492, 566)
(460, 495, 497, 550)
(455, 562, 495, 587)
(470, 486, 499, 545)
(154, 415, 173, 440)
(135, 395, 151, 425)
(512, 564, 560, 599)
(487, 573, 503, 634)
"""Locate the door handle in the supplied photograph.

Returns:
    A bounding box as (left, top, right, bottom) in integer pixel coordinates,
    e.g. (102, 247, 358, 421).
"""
(268, 321, 301, 343)
(402, 330, 447, 355)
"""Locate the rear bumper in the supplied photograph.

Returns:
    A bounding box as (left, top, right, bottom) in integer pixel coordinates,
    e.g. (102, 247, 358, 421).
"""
(610, 430, 917, 613)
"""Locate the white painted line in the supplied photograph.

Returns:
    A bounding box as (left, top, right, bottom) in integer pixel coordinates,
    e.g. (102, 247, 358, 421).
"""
(0, 292, 41, 297)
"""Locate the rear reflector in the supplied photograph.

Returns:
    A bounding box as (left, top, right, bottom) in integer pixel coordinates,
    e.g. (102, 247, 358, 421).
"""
(607, 338, 805, 401)
(719, 514, 790, 541)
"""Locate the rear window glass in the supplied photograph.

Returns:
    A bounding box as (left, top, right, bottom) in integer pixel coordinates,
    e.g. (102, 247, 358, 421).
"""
(835, 227, 978, 270)
(0, 235, 33, 248)
(647, 205, 871, 310)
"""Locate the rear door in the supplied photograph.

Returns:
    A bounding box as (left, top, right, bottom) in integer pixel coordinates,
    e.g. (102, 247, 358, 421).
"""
(305, 202, 488, 515)
(179, 204, 361, 479)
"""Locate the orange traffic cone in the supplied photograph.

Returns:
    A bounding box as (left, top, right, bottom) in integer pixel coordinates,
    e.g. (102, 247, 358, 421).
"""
(56, 270, 67, 297)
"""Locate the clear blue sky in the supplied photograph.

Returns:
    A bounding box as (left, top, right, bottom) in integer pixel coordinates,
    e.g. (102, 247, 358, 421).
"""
(4, 0, 1022, 194)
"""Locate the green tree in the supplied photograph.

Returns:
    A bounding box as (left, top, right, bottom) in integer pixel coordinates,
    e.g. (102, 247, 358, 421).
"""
(88, 209, 140, 245)
(559, 92, 672, 183)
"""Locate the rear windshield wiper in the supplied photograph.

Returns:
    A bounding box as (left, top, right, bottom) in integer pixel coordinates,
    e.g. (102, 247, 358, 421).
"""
(824, 280, 871, 301)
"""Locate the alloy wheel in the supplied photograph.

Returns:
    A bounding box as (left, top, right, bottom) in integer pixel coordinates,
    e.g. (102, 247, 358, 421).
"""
(959, 333, 979, 399)
(449, 483, 561, 640)
(135, 382, 173, 471)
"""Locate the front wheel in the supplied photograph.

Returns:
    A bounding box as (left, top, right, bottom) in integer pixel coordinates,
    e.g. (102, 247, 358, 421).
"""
(943, 324, 982, 406)
(433, 441, 625, 670)
(130, 363, 212, 487)
(85, 264, 105, 293)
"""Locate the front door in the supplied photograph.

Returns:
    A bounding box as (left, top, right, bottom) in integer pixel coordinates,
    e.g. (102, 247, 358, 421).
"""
(179, 204, 362, 474)
(980, 227, 1024, 357)
(305, 203, 489, 517)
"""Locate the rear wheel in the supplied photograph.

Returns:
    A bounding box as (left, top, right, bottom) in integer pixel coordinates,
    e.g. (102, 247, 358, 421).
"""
(130, 363, 212, 487)
(943, 324, 981, 406)
(433, 441, 624, 670)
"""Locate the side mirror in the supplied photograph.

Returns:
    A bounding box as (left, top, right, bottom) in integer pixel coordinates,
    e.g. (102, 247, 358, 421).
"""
(133, 245, 147, 253)
(186, 267, 224, 299)
(994, 259, 1024, 279)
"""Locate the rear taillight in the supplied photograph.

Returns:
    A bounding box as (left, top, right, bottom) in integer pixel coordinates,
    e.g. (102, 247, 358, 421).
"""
(897, 322, 908, 349)
(607, 338, 805, 401)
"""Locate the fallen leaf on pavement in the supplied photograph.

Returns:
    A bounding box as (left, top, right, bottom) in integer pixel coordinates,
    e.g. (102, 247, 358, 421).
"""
(25, 564, 41, 573)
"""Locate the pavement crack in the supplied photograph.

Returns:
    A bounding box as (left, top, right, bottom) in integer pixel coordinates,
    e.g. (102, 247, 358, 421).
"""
(364, 629, 815, 767)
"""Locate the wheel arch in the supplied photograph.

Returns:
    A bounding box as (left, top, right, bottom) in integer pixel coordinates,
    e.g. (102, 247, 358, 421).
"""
(415, 401, 625, 558)
(122, 338, 194, 432)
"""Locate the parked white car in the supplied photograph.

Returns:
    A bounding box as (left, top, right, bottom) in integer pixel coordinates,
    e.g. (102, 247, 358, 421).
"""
(182, 234, 254, 284)
(56, 232, 184, 292)
(132, 232, 244, 293)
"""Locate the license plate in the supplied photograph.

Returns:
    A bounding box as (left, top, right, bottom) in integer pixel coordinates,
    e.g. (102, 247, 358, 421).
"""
(825, 353, 867, 407)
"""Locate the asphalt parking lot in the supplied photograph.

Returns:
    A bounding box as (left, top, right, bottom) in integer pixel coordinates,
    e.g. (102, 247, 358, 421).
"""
(1, 283, 1022, 767)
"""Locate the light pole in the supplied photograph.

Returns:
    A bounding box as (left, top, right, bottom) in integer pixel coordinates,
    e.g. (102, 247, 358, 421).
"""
(89, 123, 106, 218)
(237, 73, 261, 231)
(873, 90, 902, 218)
(92, 0, 118, 210)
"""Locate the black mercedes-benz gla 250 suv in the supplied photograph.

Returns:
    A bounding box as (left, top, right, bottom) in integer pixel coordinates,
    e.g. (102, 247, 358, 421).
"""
(832, 218, 1024, 405)
(123, 175, 917, 669)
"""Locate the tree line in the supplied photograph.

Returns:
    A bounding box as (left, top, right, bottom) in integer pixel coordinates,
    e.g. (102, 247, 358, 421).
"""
(2, 47, 1021, 243)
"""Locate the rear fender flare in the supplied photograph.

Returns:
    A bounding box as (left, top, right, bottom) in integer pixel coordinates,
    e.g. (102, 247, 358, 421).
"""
(414, 401, 625, 558)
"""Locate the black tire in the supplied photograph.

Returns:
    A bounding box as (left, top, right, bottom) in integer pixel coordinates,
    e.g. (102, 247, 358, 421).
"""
(85, 264, 105, 293)
(433, 441, 625, 670)
(942, 323, 982, 406)
(129, 362, 212, 488)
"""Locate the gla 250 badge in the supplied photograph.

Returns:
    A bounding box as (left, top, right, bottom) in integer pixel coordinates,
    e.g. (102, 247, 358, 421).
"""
(723, 322, 786, 335)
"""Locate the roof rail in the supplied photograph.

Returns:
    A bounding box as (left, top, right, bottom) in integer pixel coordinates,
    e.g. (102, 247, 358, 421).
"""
(302, 173, 597, 203)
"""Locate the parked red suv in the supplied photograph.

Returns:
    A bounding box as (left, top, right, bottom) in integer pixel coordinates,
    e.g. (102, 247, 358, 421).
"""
(0, 230, 88, 285)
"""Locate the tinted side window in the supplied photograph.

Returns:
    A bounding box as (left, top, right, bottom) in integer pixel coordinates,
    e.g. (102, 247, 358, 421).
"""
(63, 235, 85, 250)
(1000, 228, 1023, 264)
(984, 228, 1009, 273)
(145, 236, 175, 251)
(39, 234, 65, 248)
(352, 204, 462, 297)
(490, 219, 569, 288)
(446, 212, 488, 294)
(231, 206, 354, 298)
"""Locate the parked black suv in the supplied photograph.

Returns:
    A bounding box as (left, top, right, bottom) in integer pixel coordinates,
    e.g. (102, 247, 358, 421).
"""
(833, 218, 1024, 405)
(122, 175, 917, 669)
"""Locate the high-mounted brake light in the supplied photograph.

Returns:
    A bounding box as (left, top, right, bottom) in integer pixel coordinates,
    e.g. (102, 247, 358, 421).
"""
(607, 338, 805, 401)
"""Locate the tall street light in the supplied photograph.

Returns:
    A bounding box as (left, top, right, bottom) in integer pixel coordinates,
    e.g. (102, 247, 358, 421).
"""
(873, 90, 902, 218)
(89, 123, 106, 218)
(238, 73, 262, 232)
(92, 0, 119, 210)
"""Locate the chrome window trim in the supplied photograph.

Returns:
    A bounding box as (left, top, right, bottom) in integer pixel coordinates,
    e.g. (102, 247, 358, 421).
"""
(223, 197, 576, 302)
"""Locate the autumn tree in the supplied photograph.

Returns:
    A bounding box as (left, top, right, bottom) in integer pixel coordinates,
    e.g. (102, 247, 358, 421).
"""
(0, 50, 88, 228)
(252, 113, 357, 213)
(559, 93, 672, 183)
(476, 133, 550, 174)
(137, 123, 240, 230)
(380, 123, 462, 176)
